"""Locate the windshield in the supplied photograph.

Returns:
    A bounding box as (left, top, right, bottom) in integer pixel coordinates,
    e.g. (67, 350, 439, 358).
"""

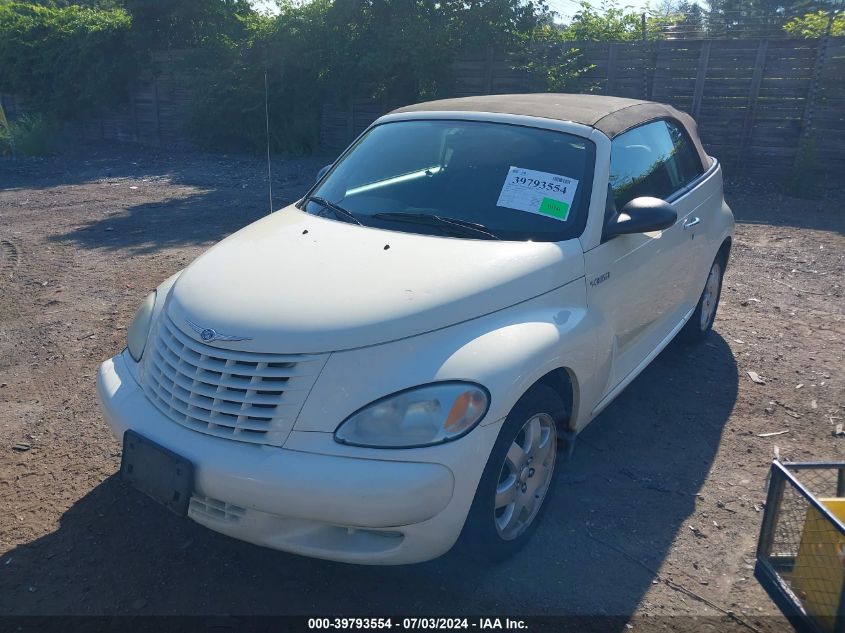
(303, 120, 595, 242)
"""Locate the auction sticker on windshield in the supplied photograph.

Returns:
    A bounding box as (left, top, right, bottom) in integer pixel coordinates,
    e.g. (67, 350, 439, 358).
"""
(496, 166, 579, 222)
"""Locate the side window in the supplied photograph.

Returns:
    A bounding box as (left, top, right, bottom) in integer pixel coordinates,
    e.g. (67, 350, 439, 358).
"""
(666, 119, 704, 186)
(609, 119, 704, 209)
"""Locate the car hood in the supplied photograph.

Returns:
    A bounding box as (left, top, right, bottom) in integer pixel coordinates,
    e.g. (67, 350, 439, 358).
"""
(165, 206, 585, 354)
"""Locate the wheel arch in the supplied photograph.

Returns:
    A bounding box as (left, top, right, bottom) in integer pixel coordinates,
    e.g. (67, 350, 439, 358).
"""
(717, 236, 732, 265)
(529, 367, 578, 432)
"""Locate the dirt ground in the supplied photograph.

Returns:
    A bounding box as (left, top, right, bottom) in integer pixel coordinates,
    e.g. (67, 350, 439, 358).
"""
(0, 145, 843, 630)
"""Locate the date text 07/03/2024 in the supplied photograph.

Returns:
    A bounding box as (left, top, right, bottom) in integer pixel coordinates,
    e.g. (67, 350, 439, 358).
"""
(306, 618, 529, 630)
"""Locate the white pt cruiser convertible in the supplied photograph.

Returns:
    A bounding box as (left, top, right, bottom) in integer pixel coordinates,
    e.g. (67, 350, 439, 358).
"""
(98, 94, 734, 564)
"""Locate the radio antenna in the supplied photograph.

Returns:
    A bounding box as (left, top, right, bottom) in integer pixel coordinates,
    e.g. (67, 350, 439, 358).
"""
(264, 71, 273, 214)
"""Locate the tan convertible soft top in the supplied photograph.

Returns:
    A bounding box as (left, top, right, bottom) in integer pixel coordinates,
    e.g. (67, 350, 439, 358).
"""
(391, 93, 712, 168)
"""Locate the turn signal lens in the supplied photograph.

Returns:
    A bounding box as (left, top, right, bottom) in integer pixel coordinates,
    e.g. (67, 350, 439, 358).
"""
(444, 391, 487, 431)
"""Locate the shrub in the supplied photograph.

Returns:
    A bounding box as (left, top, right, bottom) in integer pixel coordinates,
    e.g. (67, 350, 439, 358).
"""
(0, 113, 59, 156)
(518, 24, 595, 93)
(0, 2, 137, 118)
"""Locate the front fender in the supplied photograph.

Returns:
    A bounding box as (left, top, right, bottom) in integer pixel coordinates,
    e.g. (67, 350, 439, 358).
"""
(293, 278, 597, 439)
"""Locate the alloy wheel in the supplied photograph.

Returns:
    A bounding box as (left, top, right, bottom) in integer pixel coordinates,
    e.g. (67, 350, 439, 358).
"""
(700, 260, 721, 331)
(493, 413, 557, 540)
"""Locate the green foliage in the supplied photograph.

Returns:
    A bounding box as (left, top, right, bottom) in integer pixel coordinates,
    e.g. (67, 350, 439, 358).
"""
(449, 0, 548, 50)
(0, 1, 137, 118)
(289, 0, 547, 102)
(645, 0, 707, 38)
(783, 10, 845, 38)
(181, 1, 325, 153)
(519, 24, 596, 92)
(560, 1, 652, 41)
(647, 0, 835, 38)
(670, 1, 706, 35)
(183, 0, 556, 153)
(123, 0, 256, 50)
(15, 0, 836, 156)
(701, 0, 794, 37)
(0, 113, 59, 156)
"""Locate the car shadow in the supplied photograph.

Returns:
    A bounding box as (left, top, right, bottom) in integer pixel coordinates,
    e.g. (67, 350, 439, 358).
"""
(2, 142, 330, 255)
(1, 142, 332, 191)
(0, 333, 737, 624)
(49, 188, 279, 255)
(45, 160, 330, 255)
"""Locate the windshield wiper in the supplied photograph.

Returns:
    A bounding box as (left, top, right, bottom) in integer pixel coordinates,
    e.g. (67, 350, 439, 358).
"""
(304, 196, 362, 226)
(373, 212, 500, 240)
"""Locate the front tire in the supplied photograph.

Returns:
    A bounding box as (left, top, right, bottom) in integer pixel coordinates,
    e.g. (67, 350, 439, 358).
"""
(461, 384, 563, 561)
(681, 254, 725, 343)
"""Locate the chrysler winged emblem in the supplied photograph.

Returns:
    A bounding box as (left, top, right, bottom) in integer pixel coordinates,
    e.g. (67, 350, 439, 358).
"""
(186, 318, 252, 343)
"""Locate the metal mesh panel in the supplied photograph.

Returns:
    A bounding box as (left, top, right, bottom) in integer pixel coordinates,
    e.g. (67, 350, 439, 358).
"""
(769, 479, 814, 570)
(756, 462, 845, 633)
(791, 467, 845, 499)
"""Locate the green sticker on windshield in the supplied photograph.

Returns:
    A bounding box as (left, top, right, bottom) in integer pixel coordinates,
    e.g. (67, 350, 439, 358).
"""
(539, 197, 570, 220)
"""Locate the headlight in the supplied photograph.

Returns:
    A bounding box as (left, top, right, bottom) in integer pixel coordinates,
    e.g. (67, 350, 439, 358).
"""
(126, 291, 156, 362)
(334, 382, 490, 448)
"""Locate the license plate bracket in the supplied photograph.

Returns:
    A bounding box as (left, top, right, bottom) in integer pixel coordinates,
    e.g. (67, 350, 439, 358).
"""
(120, 430, 193, 516)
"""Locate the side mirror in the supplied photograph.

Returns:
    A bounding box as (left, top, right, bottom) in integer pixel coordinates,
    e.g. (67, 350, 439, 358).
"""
(316, 163, 332, 182)
(605, 197, 677, 238)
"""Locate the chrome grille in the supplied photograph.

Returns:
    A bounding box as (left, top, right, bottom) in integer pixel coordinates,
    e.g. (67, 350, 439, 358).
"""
(142, 315, 326, 446)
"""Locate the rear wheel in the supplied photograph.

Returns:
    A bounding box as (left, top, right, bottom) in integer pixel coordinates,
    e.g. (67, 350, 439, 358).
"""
(681, 255, 724, 342)
(462, 384, 563, 561)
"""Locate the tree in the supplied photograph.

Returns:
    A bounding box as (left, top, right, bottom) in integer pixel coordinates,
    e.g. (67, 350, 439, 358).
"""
(701, 0, 823, 38)
(0, 2, 136, 117)
(673, 1, 706, 37)
(518, 21, 595, 91)
(122, 0, 256, 49)
(783, 9, 845, 36)
(560, 1, 651, 40)
(449, 0, 547, 49)
(183, 0, 557, 152)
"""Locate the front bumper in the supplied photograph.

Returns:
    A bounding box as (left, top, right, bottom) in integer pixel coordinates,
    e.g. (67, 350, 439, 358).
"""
(97, 352, 480, 564)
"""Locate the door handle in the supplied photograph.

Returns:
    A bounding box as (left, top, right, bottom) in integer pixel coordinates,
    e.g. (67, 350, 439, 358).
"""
(683, 217, 701, 230)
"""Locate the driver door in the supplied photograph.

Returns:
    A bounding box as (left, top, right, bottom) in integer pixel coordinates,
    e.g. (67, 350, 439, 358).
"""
(585, 119, 703, 400)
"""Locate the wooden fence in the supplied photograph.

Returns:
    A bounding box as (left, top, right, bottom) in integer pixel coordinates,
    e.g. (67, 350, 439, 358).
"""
(321, 36, 845, 184)
(3, 39, 842, 185)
